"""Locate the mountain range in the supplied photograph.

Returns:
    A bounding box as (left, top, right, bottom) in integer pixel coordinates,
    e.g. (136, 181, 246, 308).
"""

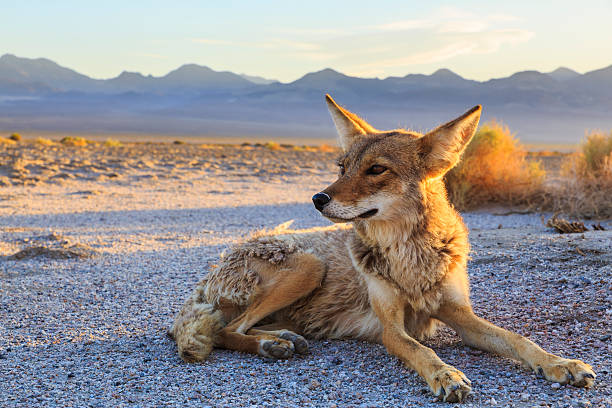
(1, 53, 611, 144)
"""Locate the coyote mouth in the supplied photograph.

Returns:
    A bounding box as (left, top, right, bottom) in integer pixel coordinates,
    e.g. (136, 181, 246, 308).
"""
(358, 209, 378, 219)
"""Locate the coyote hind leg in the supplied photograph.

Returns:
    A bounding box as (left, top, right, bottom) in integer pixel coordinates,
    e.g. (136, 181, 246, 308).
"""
(216, 252, 323, 359)
(248, 326, 310, 355)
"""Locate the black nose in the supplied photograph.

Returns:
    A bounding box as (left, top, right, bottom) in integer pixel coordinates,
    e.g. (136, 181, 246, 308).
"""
(312, 192, 331, 211)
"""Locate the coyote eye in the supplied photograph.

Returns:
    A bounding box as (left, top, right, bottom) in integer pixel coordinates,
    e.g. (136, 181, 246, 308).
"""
(366, 165, 386, 175)
(338, 164, 345, 175)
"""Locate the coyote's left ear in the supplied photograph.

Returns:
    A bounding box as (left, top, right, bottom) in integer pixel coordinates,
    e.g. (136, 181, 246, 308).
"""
(325, 94, 377, 151)
(420, 105, 482, 179)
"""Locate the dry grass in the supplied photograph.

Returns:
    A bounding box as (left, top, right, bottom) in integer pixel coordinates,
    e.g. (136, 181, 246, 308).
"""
(264, 141, 281, 150)
(0, 137, 17, 145)
(446, 121, 545, 210)
(104, 138, 122, 147)
(60, 136, 92, 147)
(35, 137, 56, 146)
(549, 131, 612, 218)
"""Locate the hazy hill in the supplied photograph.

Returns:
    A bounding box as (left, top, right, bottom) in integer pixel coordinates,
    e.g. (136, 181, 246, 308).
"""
(1, 54, 611, 145)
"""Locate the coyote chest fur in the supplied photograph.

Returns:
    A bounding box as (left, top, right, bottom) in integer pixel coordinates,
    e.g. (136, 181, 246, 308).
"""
(170, 95, 595, 403)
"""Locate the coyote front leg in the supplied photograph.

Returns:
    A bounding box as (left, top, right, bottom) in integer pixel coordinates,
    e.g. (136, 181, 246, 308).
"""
(365, 276, 472, 403)
(436, 303, 596, 387)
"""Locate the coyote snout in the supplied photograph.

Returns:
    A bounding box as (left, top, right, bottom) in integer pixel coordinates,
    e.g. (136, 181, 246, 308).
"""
(311, 192, 330, 211)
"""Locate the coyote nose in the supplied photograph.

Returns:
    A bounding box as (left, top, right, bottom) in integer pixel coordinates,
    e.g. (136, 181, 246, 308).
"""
(312, 192, 331, 211)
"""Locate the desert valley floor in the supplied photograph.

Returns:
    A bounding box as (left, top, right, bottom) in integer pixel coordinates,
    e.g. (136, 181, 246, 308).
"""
(0, 142, 610, 407)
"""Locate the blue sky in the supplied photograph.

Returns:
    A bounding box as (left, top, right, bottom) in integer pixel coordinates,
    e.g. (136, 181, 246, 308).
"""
(3, 1, 612, 82)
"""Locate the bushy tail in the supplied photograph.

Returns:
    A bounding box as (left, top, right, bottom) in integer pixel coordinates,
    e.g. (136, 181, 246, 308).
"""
(169, 284, 225, 363)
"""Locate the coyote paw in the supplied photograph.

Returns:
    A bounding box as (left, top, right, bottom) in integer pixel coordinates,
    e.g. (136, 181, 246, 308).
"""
(278, 330, 309, 354)
(535, 358, 595, 388)
(258, 338, 294, 359)
(429, 365, 472, 403)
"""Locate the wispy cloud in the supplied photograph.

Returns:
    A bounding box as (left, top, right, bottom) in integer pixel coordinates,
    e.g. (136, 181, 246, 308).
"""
(354, 29, 533, 74)
(190, 6, 533, 80)
(374, 6, 521, 34)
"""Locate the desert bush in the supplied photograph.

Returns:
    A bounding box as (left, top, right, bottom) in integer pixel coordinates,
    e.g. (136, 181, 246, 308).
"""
(264, 141, 281, 150)
(35, 137, 55, 146)
(318, 143, 336, 152)
(0, 137, 17, 145)
(445, 121, 545, 210)
(9, 133, 22, 141)
(104, 138, 122, 147)
(60, 136, 91, 146)
(551, 131, 612, 218)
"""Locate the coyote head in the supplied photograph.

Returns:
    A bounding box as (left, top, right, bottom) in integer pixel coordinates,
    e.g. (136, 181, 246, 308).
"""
(312, 95, 481, 224)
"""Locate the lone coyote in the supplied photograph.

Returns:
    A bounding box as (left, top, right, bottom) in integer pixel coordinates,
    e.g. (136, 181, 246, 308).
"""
(170, 95, 595, 402)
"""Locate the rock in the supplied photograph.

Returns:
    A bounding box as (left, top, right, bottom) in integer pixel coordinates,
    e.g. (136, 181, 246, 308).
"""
(520, 393, 530, 402)
(308, 379, 320, 390)
(551, 382, 561, 389)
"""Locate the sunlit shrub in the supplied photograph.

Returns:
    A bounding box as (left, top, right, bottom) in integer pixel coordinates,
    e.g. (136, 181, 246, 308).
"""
(552, 131, 612, 218)
(446, 121, 545, 209)
(104, 138, 122, 147)
(60, 136, 91, 146)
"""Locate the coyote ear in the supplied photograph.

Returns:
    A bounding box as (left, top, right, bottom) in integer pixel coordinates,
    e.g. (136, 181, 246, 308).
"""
(325, 94, 375, 151)
(421, 105, 482, 179)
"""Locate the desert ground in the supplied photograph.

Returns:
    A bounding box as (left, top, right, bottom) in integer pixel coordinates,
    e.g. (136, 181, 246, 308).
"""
(0, 141, 610, 407)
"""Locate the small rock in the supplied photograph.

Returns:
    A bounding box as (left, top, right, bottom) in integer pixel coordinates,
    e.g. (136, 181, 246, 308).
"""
(520, 393, 530, 402)
(551, 382, 561, 389)
(308, 379, 320, 390)
(488, 397, 497, 405)
(576, 400, 591, 408)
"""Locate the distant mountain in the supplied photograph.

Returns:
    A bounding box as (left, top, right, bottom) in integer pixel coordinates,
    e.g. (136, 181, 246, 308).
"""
(547, 67, 580, 81)
(0, 54, 255, 95)
(0, 53, 96, 92)
(1, 54, 611, 145)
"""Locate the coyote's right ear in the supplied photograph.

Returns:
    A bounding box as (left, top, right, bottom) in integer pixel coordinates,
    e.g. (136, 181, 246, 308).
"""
(420, 105, 482, 179)
(325, 94, 376, 151)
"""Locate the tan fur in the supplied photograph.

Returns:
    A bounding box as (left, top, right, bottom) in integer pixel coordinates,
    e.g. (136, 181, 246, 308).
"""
(170, 95, 595, 403)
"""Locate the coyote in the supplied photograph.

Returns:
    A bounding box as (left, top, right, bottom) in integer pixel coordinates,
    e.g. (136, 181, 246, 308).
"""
(170, 95, 595, 402)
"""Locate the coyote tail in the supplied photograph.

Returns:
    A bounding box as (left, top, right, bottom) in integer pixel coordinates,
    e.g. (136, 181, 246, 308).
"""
(169, 283, 225, 363)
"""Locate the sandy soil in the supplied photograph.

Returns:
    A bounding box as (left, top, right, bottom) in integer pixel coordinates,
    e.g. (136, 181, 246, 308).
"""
(0, 141, 610, 407)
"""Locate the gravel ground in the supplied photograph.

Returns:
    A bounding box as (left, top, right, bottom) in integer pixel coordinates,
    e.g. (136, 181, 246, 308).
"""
(0, 142, 610, 407)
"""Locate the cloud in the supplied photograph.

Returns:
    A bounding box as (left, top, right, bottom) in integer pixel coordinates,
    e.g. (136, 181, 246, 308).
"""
(374, 6, 521, 35)
(354, 29, 533, 72)
(190, 6, 533, 80)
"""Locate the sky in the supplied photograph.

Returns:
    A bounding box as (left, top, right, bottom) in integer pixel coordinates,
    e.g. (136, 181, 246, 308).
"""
(3, 1, 612, 82)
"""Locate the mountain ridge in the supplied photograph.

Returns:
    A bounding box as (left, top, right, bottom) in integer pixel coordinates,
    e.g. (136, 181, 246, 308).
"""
(1, 54, 611, 145)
